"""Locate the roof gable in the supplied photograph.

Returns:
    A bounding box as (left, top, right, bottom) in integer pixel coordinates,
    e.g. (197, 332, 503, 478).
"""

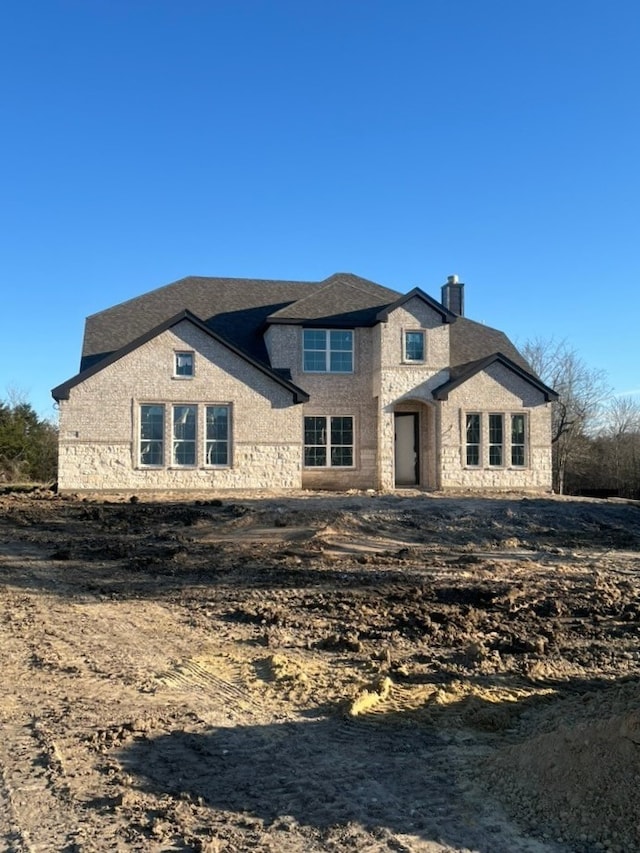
(53, 310, 309, 404)
(432, 352, 558, 401)
(266, 273, 399, 326)
(375, 287, 456, 323)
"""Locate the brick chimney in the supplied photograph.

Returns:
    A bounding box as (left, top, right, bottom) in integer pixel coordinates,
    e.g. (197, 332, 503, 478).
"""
(441, 274, 464, 316)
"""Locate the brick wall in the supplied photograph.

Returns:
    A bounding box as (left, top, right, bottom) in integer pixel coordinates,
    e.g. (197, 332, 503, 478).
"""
(57, 321, 303, 492)
(439, 363, 553, 490)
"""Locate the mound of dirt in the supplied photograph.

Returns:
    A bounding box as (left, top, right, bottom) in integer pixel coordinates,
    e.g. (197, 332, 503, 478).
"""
(488, 682, 640, 851)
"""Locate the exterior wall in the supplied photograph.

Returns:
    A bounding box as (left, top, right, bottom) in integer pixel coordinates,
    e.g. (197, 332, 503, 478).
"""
(57, 321, 303, 492)
(266, 323, 378, 489)
(376, 298, 451, 490)
(439, 363, 553, 491)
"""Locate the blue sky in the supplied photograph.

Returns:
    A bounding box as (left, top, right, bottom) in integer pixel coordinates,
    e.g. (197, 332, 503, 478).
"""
(1, 0, 639, 419)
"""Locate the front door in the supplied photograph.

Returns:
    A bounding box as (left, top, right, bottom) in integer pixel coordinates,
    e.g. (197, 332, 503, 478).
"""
(394, 413, 419, 486)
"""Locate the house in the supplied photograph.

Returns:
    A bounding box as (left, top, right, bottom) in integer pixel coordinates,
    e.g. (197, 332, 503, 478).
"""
(51, 272, 557, 493)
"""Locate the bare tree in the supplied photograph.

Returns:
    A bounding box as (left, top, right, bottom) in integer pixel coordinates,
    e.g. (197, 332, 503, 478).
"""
(596, 395, 640, 497)
(521, 338, 610, 493)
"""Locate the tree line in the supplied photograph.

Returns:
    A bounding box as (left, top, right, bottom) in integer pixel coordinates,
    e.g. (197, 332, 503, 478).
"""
(0, 394, 58, 484)
(523, 339, 640, 498)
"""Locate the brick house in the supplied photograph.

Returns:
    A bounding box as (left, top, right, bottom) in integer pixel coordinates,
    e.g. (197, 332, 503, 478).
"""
(51, 272, 557, 493)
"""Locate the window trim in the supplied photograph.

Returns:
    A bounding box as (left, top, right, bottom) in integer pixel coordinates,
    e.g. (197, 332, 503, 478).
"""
(463, 411, 529, 470)
(139, 404, 165, 468)
(174, 351, 195, 378)
(402, 329, 426, 364)
(172, 404, 197, 467)
(511, 413, 527, 467)
(465, 412, 481, 467)
(303, 414, 355, 469)
(302, 329, 354, 374)
(488, 413, 504, 467)
(204, 404, 231, 468)
(137, 402, 232, 470)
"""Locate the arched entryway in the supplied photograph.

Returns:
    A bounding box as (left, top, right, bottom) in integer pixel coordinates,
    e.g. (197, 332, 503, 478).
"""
(391, 401, 436, 489)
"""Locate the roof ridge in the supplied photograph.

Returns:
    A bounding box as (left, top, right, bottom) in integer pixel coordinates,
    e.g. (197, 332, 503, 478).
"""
(85, 274, 320, 320)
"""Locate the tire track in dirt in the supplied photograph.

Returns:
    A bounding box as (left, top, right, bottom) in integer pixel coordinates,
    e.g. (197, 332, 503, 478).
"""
(157, 653, 265, 722)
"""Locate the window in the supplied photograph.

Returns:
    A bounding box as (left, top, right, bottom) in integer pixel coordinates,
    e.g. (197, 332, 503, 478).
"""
(172, 405, 196, 465)
(466, 413, 481, 466)
(205, 406, 230, 465)
(304, 416, 354, 467)
(303, 329, 353, 373)
(174, 351, 194, 377)
(511, 414, 527, 466)
(489, 414, 504, 466)
(404, 330, 425, 363)
(140, 405, 164, 466)
(464, 411, 529, 469)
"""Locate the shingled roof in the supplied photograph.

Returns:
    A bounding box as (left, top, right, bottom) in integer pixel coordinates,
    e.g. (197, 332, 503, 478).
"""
(449, 316, 533, 372)
(80, 272, 399, 371)
(73, 271, 542, 392)
(432, 352, 557, 401)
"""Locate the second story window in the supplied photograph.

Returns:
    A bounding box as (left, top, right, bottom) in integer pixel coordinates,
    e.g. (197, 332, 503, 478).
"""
(174, 351, 194, 377)
(404, 330, 425, 363)
(303, 329, 353, 373)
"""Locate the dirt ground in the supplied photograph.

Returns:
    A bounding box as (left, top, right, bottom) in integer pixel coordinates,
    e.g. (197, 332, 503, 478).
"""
(1, 488, 640, 853)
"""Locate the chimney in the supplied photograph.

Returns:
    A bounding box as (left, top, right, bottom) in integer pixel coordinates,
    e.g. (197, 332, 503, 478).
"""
(441, 274, 464, 316)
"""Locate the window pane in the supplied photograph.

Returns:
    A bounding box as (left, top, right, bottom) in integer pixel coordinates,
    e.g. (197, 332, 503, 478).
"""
(141, 405, 164, 440)
(173, 406, 196, 465)
(304, 446, 326, 466)
(511, 414, 526, 466)
(331, 446, 353, 466)
(175, 352, 193, 376)
(405, 331, 425, 361)
(489, 414, 503, 466)
(303, 350, 327, 372)
(465, 414, 480, 467)
(466, 414, 480, 444)
(489, 414, 503, 443)
(329, 330, 353, 372)
(303, 330, 326, 349)
(140, 406, 164, 465)
(174, 442, 196, 465)
(512, 446, 525, 466)
(329, 349, 353, 372)
(329, 330, 352, 350)
(304, 417, 326, 445)
(206, 406, 228, 440)
(331, 416, 353, 445)
(512, 414, 525, 442)
(141, 441, 163, 466)
(205, 406, 229, 466)
(173, 406, 196, 440)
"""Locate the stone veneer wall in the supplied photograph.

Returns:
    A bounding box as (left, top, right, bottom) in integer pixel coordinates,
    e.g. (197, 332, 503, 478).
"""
(376, 297, 451, 490)
(57, 321, 303, 492)
(438, 363, 553, 491)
